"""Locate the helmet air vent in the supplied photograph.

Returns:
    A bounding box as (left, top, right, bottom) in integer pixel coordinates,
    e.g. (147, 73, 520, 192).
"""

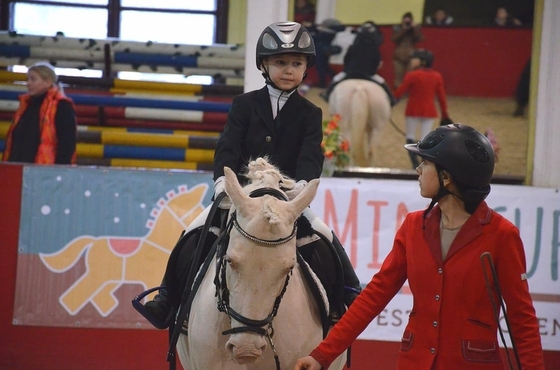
(418, 134, 445, 150)
(262, 33, 278, 50)
(464, 140, 491, 163)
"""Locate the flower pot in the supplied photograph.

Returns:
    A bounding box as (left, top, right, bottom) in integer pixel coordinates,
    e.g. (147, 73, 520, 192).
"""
(322, 158, 336, 177)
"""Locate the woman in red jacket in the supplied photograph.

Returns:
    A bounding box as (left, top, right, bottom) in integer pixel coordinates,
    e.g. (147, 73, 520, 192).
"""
(295, 124, 544, 370)
(2, 61, 76, 164)
(394, 49, 449, 169)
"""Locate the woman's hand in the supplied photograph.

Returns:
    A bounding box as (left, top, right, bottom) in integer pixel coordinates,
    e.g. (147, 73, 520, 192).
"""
(294, 356, 322, 370)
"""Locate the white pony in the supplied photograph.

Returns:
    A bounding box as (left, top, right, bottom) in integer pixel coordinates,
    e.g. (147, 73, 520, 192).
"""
(177, 159, 346, 370)
(329, 78, 392, 167)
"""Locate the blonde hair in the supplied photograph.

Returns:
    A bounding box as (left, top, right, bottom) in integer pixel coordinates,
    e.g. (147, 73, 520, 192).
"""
(28, 61, 63, 92)
(28, 62, 57, 83)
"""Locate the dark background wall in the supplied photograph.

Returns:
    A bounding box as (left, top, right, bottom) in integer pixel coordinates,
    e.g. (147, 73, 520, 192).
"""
(423, 0, 535, 26)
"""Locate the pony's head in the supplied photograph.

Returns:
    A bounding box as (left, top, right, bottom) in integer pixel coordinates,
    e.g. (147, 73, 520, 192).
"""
(219, 164, 319, 363)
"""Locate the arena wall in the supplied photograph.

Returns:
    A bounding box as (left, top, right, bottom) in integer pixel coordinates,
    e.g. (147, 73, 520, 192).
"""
(306, 25, 532, 97)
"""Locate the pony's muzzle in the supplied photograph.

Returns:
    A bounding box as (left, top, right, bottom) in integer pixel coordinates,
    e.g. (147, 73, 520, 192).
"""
(226, 334, 267, 363)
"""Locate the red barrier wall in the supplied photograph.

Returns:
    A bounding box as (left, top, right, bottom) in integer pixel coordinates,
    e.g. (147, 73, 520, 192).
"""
(308, 26, 532, 98)
(1, 163, 558, 369)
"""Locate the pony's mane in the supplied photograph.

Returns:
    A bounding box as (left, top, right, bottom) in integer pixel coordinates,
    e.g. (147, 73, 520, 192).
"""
(243, 158, 291, 226)
(243, 157, 294, 192)
(261, 198, 281, 225)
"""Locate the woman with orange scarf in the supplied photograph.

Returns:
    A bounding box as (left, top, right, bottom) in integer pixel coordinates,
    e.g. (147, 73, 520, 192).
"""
(2, 62, 76, 164)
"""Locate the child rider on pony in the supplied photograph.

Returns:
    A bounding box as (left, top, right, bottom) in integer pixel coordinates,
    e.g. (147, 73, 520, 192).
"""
(138, 21, 362, 330)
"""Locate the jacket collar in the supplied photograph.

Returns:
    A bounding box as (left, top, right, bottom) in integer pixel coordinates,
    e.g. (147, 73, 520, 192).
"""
(255, 86, 303, 133)
(424, 201, 493, 265)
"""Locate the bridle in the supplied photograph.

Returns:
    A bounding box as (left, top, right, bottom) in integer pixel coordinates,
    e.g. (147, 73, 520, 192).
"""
(214, 187, 296, 370)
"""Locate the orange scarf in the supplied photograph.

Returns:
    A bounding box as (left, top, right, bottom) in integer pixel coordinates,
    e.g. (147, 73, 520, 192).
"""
(3, 87, 76, 164)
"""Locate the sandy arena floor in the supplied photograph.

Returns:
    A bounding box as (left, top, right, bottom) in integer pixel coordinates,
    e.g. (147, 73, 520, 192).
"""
(304, 87, 529, 178)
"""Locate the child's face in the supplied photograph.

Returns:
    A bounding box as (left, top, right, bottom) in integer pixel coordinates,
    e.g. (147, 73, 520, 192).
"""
(262, 53, 308, 90)
(409, 57, 422, 70)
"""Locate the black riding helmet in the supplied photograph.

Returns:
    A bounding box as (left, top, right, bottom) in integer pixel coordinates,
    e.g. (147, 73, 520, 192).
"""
(256, 22, 316, 89)
(411, 48, 434, 68)
(405, 124, 495, 215)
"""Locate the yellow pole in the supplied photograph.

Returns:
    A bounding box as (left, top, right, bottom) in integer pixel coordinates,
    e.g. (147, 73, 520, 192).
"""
(525, 0, 544, 185)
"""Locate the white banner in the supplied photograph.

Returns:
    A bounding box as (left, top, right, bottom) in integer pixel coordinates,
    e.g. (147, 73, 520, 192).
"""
(310, 177, 560, 351)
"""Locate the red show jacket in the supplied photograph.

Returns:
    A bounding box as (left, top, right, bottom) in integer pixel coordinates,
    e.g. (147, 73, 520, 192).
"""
(311, 201, 544, 369)
(394, 68, 448, 119)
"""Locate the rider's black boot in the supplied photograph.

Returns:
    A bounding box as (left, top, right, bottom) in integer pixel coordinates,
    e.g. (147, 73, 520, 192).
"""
(144, 288, 173, 329)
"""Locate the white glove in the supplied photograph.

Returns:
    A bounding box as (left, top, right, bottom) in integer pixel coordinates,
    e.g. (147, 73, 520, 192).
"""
(285, 180, 308, 200)
(214, 176, 231, 209)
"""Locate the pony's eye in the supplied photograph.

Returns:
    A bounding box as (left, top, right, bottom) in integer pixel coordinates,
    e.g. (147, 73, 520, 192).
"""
(225, 256, 235, 268)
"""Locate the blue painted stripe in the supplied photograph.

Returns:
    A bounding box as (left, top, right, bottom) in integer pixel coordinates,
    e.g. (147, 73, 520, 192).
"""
(126, 127, 175, 134)
(0, 44, 31, 58)
(103, 145, 186, 161)
(0, 90, 231, 113)
(114, 52, 198, 67)
(0, 139, 4, 151)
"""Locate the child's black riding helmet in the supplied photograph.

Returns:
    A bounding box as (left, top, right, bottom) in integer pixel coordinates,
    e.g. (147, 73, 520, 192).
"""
(256, 21, 316, 70)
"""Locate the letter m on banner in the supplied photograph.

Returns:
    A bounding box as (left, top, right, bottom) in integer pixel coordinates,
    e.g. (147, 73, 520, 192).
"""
(324, 189, 358, 265)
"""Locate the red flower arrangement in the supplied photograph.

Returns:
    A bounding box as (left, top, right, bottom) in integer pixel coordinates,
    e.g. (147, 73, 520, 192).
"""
(321, 114, 350, 170)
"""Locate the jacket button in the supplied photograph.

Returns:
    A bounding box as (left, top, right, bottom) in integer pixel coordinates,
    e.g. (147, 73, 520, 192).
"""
(430, 348, 435, 354)
(432, 321, 438, 327)
(438, 268, 443, 274)
(265, 136, 272, 142)
(435, 295, 440, 301)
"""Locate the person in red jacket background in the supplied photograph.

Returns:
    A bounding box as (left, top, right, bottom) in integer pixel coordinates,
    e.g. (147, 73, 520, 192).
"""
(394, 49, 450, 169)
(2, 61, 76, 164)
(295, 124, 544, 370)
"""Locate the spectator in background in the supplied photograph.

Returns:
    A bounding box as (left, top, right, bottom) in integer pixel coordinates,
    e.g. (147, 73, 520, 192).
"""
(294, 0, 316, 28)
(2, 61, 77, 164)
(391, 12, 424, 89)
(309, 18, 345, 88)
(393, 49, 450, 169)
(493, 7, 522, 27)
(425, 8, 454, 26)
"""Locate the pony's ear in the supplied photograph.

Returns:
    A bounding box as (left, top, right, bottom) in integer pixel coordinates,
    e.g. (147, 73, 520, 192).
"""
(289, 178, 319, 217)
(224, 167, 248, 205)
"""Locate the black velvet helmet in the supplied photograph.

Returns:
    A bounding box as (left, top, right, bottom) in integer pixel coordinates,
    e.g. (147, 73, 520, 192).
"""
(255, 21, 316, 70)
(411, 48, 434, 67)
(405, 124, 495, 190)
